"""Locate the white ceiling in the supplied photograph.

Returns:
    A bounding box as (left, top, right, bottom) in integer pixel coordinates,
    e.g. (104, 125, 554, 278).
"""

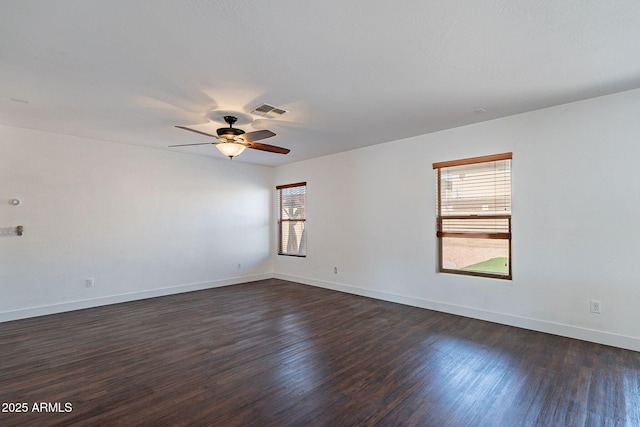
(2, 0, 640, 167)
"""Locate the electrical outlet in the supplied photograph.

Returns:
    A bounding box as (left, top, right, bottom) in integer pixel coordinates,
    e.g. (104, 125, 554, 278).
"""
(590, 300, 601, 314)
(334, 267, 338, 274)
(86, 278, 94, 288)
(237, 263, 241, 269)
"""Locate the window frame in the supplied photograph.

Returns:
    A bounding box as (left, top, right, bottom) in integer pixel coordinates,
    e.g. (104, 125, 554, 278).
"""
(276, 182, 307, 257)
(433, 153, 512, 280)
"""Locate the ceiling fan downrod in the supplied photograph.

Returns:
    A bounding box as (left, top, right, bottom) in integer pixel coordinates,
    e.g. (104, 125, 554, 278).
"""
(223, 115, 238, 127)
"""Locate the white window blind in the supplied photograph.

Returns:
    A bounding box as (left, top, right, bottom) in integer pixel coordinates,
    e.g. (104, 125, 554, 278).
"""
(277, 182, 307, 257)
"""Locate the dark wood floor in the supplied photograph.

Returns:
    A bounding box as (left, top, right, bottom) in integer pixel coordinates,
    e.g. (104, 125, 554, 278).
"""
(1, 279, 639, 426)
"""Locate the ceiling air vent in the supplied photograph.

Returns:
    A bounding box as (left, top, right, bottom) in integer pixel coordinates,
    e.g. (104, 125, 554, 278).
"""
(250, 103, 288, 119)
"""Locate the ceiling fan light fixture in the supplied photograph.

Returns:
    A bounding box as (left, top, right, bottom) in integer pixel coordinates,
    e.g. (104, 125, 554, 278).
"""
(172, 115, 288, 156)
(216, 142, 247, 158)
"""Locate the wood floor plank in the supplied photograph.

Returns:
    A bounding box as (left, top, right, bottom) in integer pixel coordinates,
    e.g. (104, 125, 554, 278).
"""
(1, 278, 639, 426)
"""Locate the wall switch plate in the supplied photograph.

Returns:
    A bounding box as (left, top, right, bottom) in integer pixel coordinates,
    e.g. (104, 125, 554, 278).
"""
(590, 300, 601, 314)
(86, 278, 94, 288)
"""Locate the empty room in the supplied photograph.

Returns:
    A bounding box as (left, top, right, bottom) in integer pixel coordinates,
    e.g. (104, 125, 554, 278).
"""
(2, 1, 640, 426)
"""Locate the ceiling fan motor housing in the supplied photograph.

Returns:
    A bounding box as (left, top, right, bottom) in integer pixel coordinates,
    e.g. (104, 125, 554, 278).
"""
(217, 127, 245, 137)
(218, 115, 245, 137)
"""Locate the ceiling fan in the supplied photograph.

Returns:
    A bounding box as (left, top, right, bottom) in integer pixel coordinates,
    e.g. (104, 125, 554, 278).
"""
(170, 115, 290, 158)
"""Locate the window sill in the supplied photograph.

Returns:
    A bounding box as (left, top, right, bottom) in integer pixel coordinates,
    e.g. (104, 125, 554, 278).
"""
(439, 268, 511, 280)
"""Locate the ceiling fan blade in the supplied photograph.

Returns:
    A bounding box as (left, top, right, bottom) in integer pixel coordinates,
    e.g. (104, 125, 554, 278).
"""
(244, 129, 276, 141)
(175, 125, 218, 138)
(246, 141, 290, 154)
(168, 142, 217, 147)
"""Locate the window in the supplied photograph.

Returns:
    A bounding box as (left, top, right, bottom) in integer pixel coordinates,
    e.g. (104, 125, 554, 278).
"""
(277, 182, 307, 257)
(433, 153, 512, 279)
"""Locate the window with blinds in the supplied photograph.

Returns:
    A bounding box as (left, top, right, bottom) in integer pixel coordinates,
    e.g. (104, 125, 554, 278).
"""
(433, 153, 512, 279)
(277, 182, 307, 257)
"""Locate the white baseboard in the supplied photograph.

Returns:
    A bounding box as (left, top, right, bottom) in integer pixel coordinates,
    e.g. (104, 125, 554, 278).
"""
(274, 273, 640, 353)
(0, 273, 273, 323)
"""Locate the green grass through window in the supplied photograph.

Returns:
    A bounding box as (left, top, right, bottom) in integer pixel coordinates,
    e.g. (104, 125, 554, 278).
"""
(462, 257, 509, 274)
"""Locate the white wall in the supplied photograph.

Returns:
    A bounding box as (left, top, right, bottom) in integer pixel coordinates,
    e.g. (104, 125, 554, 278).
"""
(274, 88, 640, 351)
(0, 125, 274, 321)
